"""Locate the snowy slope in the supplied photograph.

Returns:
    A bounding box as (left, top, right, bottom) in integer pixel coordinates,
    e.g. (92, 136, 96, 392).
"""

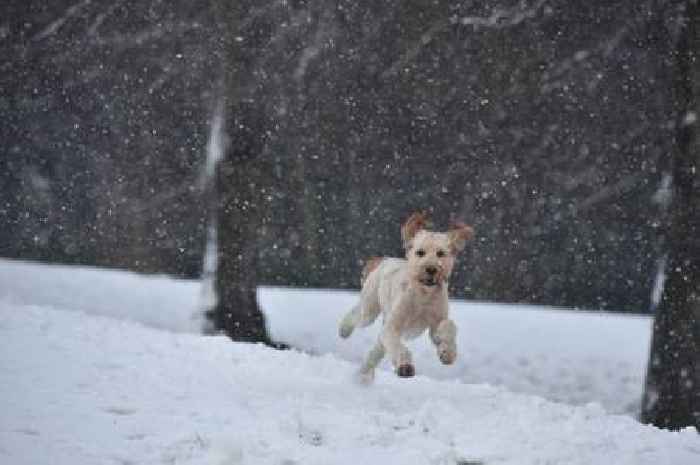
(1, 259, 651, 415)
(262, 288, 651, 415)
(0, 259, 204, 333)
(2, 298, 699, 465)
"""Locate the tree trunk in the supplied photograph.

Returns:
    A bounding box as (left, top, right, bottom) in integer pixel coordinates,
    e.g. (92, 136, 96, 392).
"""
(209, 101, 281, 344)
(206, 0, 278, 346)
(641, 0, 700, 430)
(213, 162, 269, 343)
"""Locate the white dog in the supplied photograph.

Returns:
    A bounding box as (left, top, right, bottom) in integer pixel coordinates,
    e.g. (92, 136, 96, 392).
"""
(339, 212, 474, 382)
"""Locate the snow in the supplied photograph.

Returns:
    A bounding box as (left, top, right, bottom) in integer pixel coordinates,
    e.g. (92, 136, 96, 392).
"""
(0, 259, 204, 334)
(650, 254, 668, 312)
(0, 259, 651, 414)
(201, 101, 225, 186)
(1, 259, 698, 464)
(263, 288, 651, 415)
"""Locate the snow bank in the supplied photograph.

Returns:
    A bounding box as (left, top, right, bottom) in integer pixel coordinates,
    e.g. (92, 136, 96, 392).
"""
(0, 258, 203, 333)
(261, 288, 651, 415)
(0, 258, 651, 415)
(1, 302, 697, 465)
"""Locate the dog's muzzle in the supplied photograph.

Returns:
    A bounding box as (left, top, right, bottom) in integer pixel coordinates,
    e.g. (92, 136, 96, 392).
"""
(420, 265, 439, 286)
(420, 266, 440, 286)
(419, 265, 447, 287)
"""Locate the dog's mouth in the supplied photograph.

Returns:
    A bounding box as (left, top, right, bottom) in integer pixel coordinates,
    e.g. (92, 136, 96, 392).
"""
(419, 277, 440, 287)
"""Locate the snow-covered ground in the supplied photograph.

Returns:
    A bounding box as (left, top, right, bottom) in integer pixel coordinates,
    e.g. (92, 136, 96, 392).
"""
(1, 259, 698, 464)
(0, 259, 650, 414)
(263, 288, 651, 416)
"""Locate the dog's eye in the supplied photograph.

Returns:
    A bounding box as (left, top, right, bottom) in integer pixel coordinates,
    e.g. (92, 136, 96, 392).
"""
(436, 250, 446, 258)
(416, 249, 426, 257)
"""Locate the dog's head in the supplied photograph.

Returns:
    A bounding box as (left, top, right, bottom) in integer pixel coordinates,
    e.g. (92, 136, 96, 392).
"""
(401, 211, 474, 289)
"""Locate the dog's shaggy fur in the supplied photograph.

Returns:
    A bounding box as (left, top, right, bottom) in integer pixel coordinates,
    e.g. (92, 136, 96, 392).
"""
(339, 212, 474, 382)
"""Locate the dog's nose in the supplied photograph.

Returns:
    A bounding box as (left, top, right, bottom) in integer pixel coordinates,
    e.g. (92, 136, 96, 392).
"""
(425, 266, 437, 276)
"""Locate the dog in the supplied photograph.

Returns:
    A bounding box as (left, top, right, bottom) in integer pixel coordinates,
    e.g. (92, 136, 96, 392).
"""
(339, 211, 474, 382)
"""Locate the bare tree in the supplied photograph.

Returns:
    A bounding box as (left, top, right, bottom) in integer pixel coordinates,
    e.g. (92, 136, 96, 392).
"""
(207, 0, 282, 345)
(642, 0, 700, 430)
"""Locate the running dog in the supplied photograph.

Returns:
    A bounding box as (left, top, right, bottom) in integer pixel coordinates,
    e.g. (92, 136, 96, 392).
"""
(339, 211, 474, 382)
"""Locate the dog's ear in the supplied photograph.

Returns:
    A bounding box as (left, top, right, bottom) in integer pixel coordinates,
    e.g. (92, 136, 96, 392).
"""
(401, 211, 428, 250)
(447, 222, 474, 254)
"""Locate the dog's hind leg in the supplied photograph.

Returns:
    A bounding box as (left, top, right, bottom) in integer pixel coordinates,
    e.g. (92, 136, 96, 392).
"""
(339, 303, 361, 338)
(356, 268, 382, 326)
(338, 296, 380, 338)
(339, 269, 382, 338)
(381, 325, 414, 377)
(357, 339, 385, 384)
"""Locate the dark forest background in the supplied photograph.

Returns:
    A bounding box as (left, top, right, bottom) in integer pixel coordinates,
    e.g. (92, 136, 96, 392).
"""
(0, 0, 692, 313)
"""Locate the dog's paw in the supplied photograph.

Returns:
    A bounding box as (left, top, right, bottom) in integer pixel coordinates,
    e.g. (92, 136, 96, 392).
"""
(339, 324, 354, 339)
(338, 312, 356, 339)
(396, 364, 415, 378)
(438, 345, 456, 365)
(356, 368, 375, 385)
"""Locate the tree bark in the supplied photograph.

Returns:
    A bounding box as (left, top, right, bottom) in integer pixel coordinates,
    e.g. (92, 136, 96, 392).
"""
(642, 0, 700, 430)
(213, 155, 271, 343)
(206, 0, 278, 346)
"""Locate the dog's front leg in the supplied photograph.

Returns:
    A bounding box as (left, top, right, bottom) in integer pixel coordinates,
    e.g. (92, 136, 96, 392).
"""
(430, 319, 457, 365)
(380, 323, 414, 378)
